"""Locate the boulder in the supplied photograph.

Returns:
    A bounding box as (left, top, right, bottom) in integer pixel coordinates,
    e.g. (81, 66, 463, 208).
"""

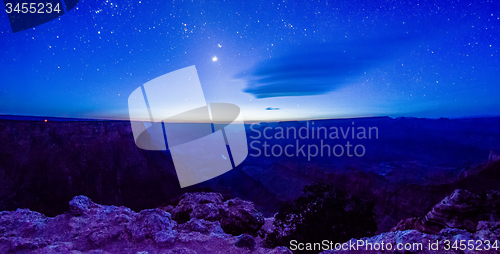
(170, 193, 223, 223)
(424, 189, 481, 232)
(69, 195, 97, 216)
(66, 196, 178, 248)
(127, 209, 177, 244)
(220, 198, 264, 236)
(168, 193, 265, 236)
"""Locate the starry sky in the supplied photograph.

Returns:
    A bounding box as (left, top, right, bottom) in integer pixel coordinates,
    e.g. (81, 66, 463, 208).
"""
(0, 0, 499, 121)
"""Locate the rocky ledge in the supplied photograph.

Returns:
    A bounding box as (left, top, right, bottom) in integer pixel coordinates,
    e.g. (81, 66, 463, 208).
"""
(0, 193, 291, 254)
(321, 189, 500, 254)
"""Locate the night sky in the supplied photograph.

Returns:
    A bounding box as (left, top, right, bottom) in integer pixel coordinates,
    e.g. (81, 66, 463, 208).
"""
(0, 0, 499, 121)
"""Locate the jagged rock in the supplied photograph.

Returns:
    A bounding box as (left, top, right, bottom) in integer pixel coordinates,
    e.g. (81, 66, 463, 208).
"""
(321, 222, 500, 254)
(0, 209, 48, 237)
(128, 209, 177, 244)
(319, 230, 442, 254)
(0, 237, 50, 253)
(70, 195, 97, 216)
(0, 195, 291, 253)
(430, 189, 481, 231)
(168, 193, 265, 236)
(0, 196, 178, 252)
(170, 193, 223, 223)
(257, 216, 276, 238)
(320, 227, 493, 254)
(475, 220, 500, 240)
(325, 189, 500, 253)
(392, 189, 483, 233)
(220, 198, 265, 236)
(234, 234, 255, 249)
(178, 219, 224, 235)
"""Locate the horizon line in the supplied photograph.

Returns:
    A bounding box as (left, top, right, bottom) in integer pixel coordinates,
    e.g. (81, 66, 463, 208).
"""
(2, 113, 500, 123)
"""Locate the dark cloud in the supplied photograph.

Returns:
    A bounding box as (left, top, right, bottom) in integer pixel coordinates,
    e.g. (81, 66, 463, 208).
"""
(239, 36, 415, 98)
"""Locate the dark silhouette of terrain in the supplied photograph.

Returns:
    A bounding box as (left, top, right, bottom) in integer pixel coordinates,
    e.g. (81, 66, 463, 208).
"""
(0, 115, 499, 232)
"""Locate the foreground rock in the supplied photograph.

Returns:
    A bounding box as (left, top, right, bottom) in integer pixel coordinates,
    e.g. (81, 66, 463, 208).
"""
(164, 192, 264, 236)
(0, 195, 290, 254)
(320, 189, 500, 254)
(392, 189, 500, 234)
(321, 227, 499, 254)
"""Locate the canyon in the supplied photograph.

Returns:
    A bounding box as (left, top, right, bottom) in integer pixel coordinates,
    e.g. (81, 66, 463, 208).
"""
(1, 116, 500, 234)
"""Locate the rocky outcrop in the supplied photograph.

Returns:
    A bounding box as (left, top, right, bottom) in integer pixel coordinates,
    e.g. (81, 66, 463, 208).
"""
(322, 189, 500, 253)
(257, 216, 276, 238)
(0, 195, 290, 254)
(0, 195, 178, 253)
(178, 218, 224, 235)
(392, 189, 500, 234)
(220, 198, 265, 236)
(167, 193, 224, 223)
(164, 192, 264, 236)
(321, 227, 499, 254)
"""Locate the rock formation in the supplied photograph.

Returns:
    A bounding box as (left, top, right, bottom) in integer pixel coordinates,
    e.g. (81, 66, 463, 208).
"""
(162, 192, 264, 236)
(0, 194, 290, 254)
(321, 189, 500, 254)
(321, 227, 499, 254)
(392, 189, 500, 234)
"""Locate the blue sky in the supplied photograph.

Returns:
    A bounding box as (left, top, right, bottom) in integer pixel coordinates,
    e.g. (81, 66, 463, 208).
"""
(0, 0, 499, 121)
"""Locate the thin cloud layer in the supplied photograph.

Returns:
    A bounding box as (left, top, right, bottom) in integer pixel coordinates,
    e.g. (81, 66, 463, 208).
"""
(239, 36, 414, 98)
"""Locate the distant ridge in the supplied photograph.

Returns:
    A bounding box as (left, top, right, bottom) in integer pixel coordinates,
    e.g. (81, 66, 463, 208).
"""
(0, 114, 394, 123)
(1, 114, 500, 123)
(0, 114, 126, 122)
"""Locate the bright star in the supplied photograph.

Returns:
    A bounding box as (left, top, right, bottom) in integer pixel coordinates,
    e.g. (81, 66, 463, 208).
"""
(212, 56, 218, 62)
